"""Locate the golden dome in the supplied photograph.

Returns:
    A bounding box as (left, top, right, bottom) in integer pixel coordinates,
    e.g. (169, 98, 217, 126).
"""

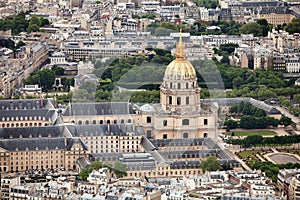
(164, 31, 197, 80)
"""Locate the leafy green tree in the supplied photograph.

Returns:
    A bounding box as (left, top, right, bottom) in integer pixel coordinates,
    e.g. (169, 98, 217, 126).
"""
(225, 120, 238, 129)
(90, 161, 103, 171)
(29, 16, 41, 27)
(286, 18, 300, 34)
(79, 81, 97, 94)
(73, 89, 94, 101)
(195, 0, 219, 8)
(279, 115, 292, 127)
(294, 94, 300, 104)
(113, 161, 127, 178)
(0, 38, 15, 49)
(200, 156, 221, 172)
(15, 40, 26, 49)
(38, 69, 55, 91)
(220, 54, 229, 64)
(256, 19, 270, 36)
(79, 169, 90, 181)
(24, 73, 41, 85)
(154, 27, 174, 36)
(240, 22, 263, 37)
(52, 65, 65, 76)
(39, 17, 50, 27)
(27, 24, 40, 33)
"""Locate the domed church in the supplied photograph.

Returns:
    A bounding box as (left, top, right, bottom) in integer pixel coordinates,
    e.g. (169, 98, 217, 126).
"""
(137, 32, 217, 140)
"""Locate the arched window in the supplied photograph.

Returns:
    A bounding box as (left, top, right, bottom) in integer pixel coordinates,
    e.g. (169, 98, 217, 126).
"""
(100, 120, 103, 124)
(182, 119, 189, 125)
(114, 120, 117, 124)
(92, 120, 96, 124)
(183, 133, 188, 138)
(78, 121, 82, 125)
(85, 120, 89, 125)
(128, 119, 131, 123)
(107, 120, 110, 124)
(121, 119, 124, 124)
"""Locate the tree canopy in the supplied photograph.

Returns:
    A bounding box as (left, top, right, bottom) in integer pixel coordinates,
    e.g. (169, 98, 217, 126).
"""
(228, 134, 300, 147)
(24, 69, 55, 92)
(240, 20, 270, 37)
(0, 11, 50, 35)
(285, 18, 300, 34)
(200, 156, 221, 172)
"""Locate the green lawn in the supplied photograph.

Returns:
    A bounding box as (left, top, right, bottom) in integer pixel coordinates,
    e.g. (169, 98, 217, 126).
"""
(224, 131, 276, 136)
(238, 150, 262, 159)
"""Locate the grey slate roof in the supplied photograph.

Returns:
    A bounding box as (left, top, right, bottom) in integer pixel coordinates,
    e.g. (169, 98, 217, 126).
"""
(0, 99, 54, 110)
(158, 149, 217, 159)
(67, 124, 144, 137)
(0, 126, 65, 139)
(0, 137, 87, 151)
(150, 138, 205, 148)
(0, 138, 67, 151)
(0, 109, 56, 122)
(170, 160, 201, 169)
(63, 102, 135, 116)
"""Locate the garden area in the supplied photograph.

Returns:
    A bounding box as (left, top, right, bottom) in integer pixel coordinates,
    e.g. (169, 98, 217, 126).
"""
(236, 149, 272, 168)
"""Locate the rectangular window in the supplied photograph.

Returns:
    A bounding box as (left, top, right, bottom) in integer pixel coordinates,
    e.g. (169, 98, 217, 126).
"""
(163, 120, 167, 126)
(186, 97, 189, 105)
(147, 116, 151, 123)
(169, 96, 172, 105)
(163, 134, 168, 139)
(204, 119, 208, 125)
(177, 97, 181, 105)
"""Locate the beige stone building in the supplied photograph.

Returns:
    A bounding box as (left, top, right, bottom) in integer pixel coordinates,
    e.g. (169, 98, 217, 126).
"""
(0, 126, 88, 173)
(69, 124, 144, 154)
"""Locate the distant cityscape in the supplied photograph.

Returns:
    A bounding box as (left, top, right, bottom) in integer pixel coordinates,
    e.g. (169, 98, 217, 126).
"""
(0, 0, 300, 199)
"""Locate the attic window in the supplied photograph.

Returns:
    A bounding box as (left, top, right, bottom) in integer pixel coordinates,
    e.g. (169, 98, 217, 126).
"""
(10, 135, 13, 139)
(38, 134, 42, 137)
(48, 134, 51, 137)
(19, 135, 23, 138)
(29, 134, 32, 138)
(15, 148, 18, 151)
(36, 147, 39, 150)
